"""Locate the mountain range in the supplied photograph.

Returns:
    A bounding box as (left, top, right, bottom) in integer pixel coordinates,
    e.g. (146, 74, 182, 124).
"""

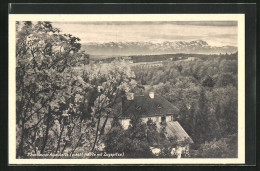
(81, 40, 237, 56)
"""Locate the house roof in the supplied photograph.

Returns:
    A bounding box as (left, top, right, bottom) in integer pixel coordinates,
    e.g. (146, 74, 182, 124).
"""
(156, 121, 194, 144)
(119, 94, 179, 118)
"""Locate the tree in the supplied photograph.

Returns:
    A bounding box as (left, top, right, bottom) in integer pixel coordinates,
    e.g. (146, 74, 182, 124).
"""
(194, 134, 237, 158)
(16, 21, 137, 158)
(193, 89, 212, 144)
(82, 58, 137, 152)
(216, 73, 236, 87)
(104, 116, 154, 158)
(16, 21, 83, 157)
(202, 75, 215, 88)
(103, 122, 126, 154)
(146, 119, 160, 146)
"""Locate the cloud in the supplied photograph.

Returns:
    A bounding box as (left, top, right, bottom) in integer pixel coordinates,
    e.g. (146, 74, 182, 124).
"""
(53, 21, 237, 27)
(51, 21, 237, 46)
(172, 21, 237, 27)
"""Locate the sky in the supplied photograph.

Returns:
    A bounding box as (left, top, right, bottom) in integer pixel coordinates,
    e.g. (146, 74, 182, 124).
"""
(51, 21, 237, 47)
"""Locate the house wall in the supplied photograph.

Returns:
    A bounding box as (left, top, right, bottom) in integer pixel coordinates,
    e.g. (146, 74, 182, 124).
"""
(120, 119, 131, 130)
(141, 116, 160, 123)
(166, 115, 172, 122)
(118, 115, 175, 130)
(142, 115, 173, 122)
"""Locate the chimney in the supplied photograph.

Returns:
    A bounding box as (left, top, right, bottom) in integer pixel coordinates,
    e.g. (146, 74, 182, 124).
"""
(149, 92, 154, 99)
(127, 92, 134, 100)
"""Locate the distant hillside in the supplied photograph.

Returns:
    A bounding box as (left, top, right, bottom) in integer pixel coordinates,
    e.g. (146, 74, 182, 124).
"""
(97, 52, 238, 64)
(82, 40, 237, 57)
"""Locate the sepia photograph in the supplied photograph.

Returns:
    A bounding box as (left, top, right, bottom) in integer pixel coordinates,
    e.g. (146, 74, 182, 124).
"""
(9, 14, 245, 164)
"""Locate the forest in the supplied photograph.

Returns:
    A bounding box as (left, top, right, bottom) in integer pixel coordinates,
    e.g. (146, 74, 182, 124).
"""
(132, 52, 238, 157)
(15, 21, 238, 159)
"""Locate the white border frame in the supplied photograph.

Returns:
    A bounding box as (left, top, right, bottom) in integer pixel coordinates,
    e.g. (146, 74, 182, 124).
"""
(8, 14, 245, 165)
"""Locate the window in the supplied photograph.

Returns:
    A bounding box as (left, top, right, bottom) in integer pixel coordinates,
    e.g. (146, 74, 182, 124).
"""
(171, 115, 174, 121)
(161, 116, 166, 123)
(156, 117, 159, 122)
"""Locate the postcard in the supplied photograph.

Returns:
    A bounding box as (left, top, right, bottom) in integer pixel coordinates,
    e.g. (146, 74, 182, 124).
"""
(9, 14, 245, 165)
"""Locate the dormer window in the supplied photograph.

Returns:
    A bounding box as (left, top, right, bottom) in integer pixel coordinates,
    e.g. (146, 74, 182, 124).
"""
(157, 104, 162, 108)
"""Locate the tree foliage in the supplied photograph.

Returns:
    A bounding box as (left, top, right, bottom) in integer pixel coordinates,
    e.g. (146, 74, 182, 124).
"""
(16, 21, 136, 158)
(193, 133, 237, 158)
(104, 117, 154, 158)
(132, 53, 238, 156)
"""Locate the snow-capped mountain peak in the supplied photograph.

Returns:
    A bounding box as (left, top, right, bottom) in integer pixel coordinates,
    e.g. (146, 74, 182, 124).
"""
(81, 40, 237, 56)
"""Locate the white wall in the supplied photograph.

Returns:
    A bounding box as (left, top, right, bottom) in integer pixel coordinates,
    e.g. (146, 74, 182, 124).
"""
(166, 115, 172, 122)
(142, 116, 160, 123)
(120, 119, 130, 130)
(141, 117, 148, 123)
(119, 115, 174, 130)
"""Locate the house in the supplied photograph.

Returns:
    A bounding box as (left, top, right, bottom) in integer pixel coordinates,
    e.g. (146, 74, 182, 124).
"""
(119, 92, 179, 128)
(101, 91, 193, 158)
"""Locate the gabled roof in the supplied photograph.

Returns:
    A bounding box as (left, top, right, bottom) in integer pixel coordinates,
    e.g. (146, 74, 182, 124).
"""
(156, 121, 194, 144)
(120, 94, 179, 118)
